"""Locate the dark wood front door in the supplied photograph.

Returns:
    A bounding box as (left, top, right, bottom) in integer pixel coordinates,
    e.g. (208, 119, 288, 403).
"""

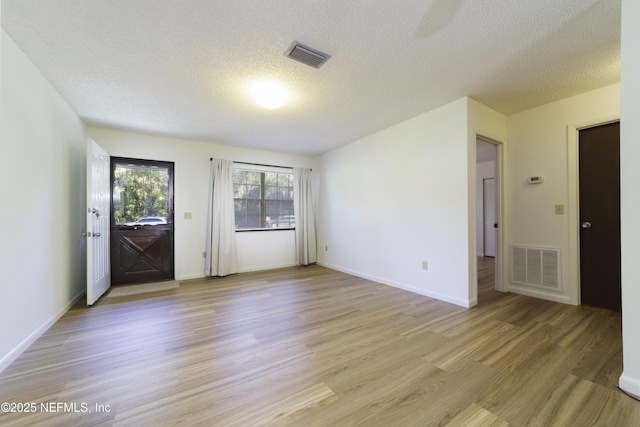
(579, 122, 621, 311)
(111, 158, 174, 285)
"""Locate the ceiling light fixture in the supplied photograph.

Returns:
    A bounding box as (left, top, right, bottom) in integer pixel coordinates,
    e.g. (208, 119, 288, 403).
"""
(253, 81, 287, 109)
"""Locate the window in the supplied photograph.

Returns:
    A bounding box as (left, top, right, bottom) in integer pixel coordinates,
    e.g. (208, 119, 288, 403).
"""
(112, 159, 173, 226)
(233, 168, 294, 230)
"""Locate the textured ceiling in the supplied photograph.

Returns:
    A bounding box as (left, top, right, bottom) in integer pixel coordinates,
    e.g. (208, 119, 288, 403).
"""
(1, 0, 620, 155)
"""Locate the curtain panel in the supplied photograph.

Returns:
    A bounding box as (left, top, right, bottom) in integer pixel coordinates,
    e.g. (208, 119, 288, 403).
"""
(205, 158, 238, 276)
(293, 168, 317, 265)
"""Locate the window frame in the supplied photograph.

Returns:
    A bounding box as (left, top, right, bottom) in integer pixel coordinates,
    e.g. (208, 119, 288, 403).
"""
(232, 165, 295, 232)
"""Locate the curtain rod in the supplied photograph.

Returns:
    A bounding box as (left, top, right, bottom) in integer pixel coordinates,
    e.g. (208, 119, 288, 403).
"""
(209, 158, 310, 171)
(234, 160, 291, 169)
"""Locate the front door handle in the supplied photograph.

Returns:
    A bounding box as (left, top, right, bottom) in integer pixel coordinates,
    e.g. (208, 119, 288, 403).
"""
(581, 221, 592, 229)
(93, 232, 102, 237)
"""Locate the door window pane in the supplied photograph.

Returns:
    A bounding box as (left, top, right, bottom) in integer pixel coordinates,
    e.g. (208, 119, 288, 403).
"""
(113, 162, 170, 226)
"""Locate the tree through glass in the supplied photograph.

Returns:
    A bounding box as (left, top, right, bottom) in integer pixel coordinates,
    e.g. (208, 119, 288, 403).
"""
(112, 161, 171, 226)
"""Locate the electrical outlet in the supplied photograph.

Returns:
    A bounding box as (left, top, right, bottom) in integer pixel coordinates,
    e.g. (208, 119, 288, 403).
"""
(184, 212, 193, 219)
(422, 261, 428, 270)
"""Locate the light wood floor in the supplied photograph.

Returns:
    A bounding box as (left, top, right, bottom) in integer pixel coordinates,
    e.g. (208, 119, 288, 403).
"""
(1, 259, 637, 426)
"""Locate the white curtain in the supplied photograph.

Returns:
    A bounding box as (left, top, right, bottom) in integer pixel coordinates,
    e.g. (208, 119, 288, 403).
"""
(293, 168, 317, 265)
(205, 158, 238, 276)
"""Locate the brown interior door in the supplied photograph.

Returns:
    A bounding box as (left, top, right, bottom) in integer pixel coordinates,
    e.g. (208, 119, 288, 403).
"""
(111, 158, 175, 285)
(579, 122, 621, 311)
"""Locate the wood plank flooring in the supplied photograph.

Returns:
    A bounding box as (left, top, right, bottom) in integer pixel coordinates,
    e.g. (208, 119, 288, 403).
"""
(1, 259, 637, 426)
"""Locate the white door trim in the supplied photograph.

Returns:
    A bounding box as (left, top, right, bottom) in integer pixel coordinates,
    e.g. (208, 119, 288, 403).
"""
(476, 135, 507, 293)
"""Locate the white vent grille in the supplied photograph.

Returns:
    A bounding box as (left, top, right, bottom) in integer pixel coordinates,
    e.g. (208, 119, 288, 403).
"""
(511, 246, 561, 291)
(285, 42, 330, 68)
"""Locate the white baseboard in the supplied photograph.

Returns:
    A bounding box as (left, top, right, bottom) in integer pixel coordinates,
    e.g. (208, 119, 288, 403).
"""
(177, 273, 206, 281)
(178, 263, 298, 280)
(0, 289, 86, 373)
(619, 372, 640, 399)
(317, 262, 472, 308)
(508, 283, 575, 305)
(238, 263, 297, 273)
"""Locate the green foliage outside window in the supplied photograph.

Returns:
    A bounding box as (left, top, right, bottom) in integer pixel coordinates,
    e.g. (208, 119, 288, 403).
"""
(113, 164, 169, 224)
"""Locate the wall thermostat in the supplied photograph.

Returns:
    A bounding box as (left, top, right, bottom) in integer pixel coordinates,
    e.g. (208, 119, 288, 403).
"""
(528, 176, 544, 184)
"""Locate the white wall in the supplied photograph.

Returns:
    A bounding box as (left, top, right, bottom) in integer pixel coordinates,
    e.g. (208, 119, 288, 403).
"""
(317, 98, 470, 306)
(619, 0, 640, 400)
(86, 127, 315, 278)
(506, 84, 620, 304)
(0, 30, 87, 371)
(315, 97, 506, 308)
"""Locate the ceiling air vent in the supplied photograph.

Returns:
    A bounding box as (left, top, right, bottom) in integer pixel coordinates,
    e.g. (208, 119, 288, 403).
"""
(285, 41, 330, 68)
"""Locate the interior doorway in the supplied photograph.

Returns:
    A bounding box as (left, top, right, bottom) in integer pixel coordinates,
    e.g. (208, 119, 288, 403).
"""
(110, 157, 175, 285)
(476, 136, 503, 302)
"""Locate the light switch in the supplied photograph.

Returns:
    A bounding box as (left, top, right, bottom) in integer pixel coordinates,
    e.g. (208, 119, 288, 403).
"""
(555, 204, 564, 215)
(184, 212, 193, 219)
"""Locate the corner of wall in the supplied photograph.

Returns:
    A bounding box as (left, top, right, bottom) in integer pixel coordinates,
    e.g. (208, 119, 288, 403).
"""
(467, 98, 508, 305)
(620, 0, 640, 399)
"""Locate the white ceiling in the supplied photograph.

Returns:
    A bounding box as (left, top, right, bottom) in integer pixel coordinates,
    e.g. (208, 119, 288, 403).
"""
(1, 0, 620, 156)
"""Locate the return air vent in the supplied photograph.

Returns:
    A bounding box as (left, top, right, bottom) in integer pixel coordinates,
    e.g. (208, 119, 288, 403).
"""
(285, 41, 330, 68)
(511, 246, 561, 292)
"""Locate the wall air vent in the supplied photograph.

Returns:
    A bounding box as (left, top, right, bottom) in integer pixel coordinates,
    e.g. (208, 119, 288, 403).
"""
(285, 41, 330, 68)
(511, 246, 561, 292)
